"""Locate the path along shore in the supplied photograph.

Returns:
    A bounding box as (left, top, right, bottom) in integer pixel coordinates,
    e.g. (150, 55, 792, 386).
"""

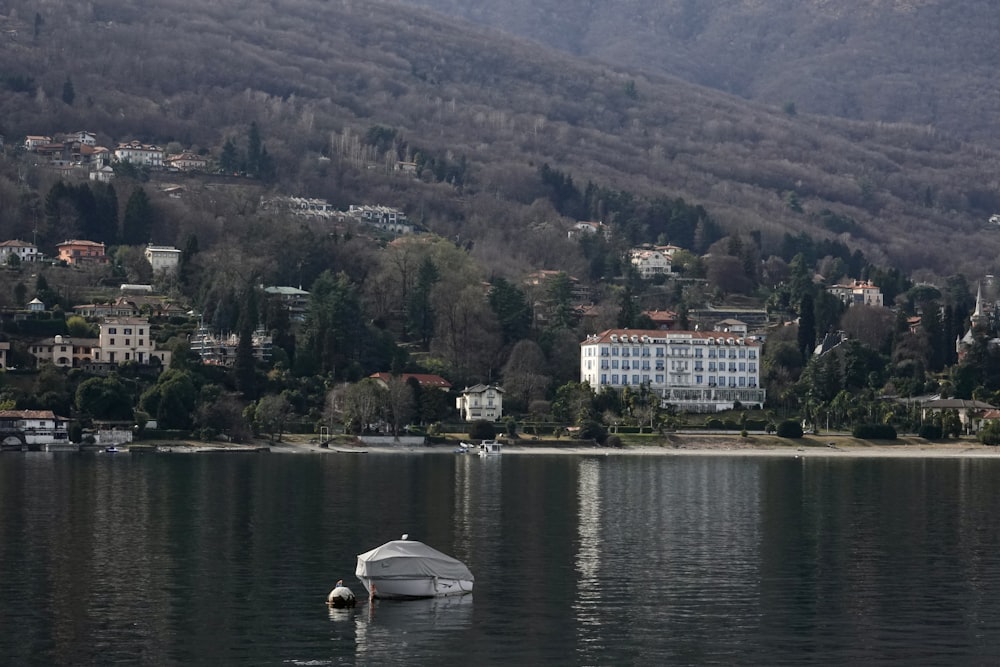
(135, 435, 1000, 459)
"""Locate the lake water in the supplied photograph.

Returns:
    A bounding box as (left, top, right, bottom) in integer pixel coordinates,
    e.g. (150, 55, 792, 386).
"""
(3, 452, 1000, 665)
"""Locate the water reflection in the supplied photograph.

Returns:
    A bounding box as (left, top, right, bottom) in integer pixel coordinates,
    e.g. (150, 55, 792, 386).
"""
(352, 595, 473, 661)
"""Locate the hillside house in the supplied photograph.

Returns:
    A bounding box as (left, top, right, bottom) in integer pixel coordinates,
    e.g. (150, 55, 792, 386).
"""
(166, 152, 208, 171)
(713, 319, 748, 336)
(264, 286, 310, 321)
(828, 279, 884, 307)
(144, 244, 182, 273)
(629, 247, 673, 279)
(29, 335, 99, 368)
(0, 239, 39, 263)
(456, 384, 504, 422)
(94, 318, 171, 366)
(24, 135, 51, 151)
(567, 221, 611, 240)
(114, 141, 164, 168)
(57, 239, 108, 265)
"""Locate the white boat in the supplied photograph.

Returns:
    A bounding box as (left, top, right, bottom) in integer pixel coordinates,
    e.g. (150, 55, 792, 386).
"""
(355, 535, 474, 599)
(478, 440, 502, 456)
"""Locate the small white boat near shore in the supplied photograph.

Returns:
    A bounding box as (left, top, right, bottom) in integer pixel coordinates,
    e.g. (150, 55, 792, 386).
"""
(478, 440, 502, 456)
(356, 535, 474, 599)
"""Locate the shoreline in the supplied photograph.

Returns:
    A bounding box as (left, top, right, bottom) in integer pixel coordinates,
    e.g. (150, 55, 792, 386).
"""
(127, 437, 1000, 459)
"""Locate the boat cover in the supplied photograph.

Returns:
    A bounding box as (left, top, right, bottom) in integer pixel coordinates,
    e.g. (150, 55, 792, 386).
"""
(356, 539, 474, 581)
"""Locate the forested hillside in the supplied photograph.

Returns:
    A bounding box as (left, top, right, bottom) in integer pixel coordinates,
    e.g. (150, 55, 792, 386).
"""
(0, 0, 999, 281)
(400, 0, 1000, 146)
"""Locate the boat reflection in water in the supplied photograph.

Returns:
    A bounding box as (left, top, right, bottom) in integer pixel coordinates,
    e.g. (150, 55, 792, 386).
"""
(353, 595, 474, 660)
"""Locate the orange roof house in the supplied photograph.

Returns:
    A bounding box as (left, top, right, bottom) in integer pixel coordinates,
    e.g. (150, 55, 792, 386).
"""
(56, 239, 108, 265)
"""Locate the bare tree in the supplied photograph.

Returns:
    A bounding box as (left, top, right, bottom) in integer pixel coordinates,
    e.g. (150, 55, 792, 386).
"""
(385, 376, 416, 437)
(342, 379, 386, 434)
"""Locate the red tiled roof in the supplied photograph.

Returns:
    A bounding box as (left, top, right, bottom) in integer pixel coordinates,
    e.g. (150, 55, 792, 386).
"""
(369, 372, 452, 389)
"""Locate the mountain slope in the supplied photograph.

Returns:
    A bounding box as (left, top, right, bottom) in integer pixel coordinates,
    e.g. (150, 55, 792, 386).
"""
(0, 0, 999, 280)
(398, 0, 1000, 146)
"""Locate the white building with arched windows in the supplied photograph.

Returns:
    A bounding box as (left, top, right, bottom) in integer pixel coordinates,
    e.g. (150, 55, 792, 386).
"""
(580, 329, 765, 412)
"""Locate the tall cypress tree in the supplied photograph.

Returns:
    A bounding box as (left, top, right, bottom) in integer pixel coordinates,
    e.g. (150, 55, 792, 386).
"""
(798, 293, 816, 361)
(121, 187, 152, 246)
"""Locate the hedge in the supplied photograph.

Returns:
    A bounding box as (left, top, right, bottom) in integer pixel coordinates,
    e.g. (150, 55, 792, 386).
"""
(852, 424, 897, 440)
(776, 420, 803, 438)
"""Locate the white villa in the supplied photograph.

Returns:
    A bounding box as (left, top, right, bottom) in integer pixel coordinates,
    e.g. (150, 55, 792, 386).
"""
(144, 244, 182, 274)
(94, 318, 171, 365)
(114, 141, 164, 168)
(827, 279, 884, 307)
(456, 384, 504, 422)
(629, 247, 674, 279)
(0, 239, 40, 263)
(0, 410, 70, 448)
(580, 329, 765, 412)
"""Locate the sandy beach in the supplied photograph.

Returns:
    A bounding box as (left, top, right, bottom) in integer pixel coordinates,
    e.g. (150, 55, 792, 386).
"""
(136, 435, 1000, 459)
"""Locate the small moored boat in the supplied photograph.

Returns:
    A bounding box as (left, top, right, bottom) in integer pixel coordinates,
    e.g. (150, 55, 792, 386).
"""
(478, 440, 502, 456)
(356, 535, 474, 599)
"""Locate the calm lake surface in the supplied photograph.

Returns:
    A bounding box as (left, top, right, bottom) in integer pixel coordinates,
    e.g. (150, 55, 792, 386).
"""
(3, 451, 1000, 665)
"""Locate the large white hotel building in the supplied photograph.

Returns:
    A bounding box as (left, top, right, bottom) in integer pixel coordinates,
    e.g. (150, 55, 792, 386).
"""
(580, 329, 766, 412)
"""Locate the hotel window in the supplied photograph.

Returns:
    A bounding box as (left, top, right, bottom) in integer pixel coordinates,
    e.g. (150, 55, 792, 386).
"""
(739, 377, 746, 387)
(656, 348, 665, 357)
(695, 375, 703, 384)
(622, 348, 630, 357)
(749, 350, 757, 359)
(601, 360, 609, 369)
(695, 348, 703, 358)
(642, 361, 650, 370)
(739, 363, 746, 372)
(611, 375, 619, 384)
(749, 363, 756, 372)
(709, 363, 716, 372)
(632, 374, 639, 384)
(642, 374, 650, 384)
(739, 349, 746, 358)
(612, 360, 619, 369)
(655, 375, 664, 383)
(124, 328, 132, 335)
(601, 374, 607, 384)
(633, 347, 640, 356)
(109, 328, 117, 334)
(622, 376, 629, 385)
(708, 349, 717, 359)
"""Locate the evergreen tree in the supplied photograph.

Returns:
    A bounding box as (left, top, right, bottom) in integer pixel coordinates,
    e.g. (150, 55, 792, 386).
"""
(247, 122, 262, 176)
(798, 293, 816, 361)
(406, 257, 438, 347)
(73, 184, 100, 240)
(616, 285, 639, 329)
(94, 183, 119, 245)
(121, 187, 152, 246)
(219, 138, 239, 174)
(488, 278, 532, 345)
(61, 77, 75, 105)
